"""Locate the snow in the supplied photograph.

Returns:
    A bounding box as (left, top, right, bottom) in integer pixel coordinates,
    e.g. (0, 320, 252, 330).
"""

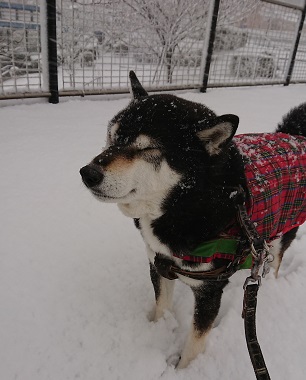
(1, 84, 306, 380)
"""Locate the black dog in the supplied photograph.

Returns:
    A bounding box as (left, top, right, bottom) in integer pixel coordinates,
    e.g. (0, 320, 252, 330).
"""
(80, 72, 306, 368)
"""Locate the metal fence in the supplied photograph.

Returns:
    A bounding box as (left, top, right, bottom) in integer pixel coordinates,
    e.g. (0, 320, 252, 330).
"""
(292, 5, 306, 81)
(209, 1, 304, 86)
(0, 0, 44, 97)
(0, 0, 306, 103)
(56, 0, 212, 94)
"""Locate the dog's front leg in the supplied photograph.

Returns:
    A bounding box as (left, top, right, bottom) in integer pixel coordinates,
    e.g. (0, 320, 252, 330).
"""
(177, 281, 227, 369)
(149, 263, 175, 321)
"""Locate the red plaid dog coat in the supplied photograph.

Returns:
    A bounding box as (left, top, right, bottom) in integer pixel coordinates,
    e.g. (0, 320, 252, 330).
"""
(233, 132, 306, 242)
(173, 132, 306, 265)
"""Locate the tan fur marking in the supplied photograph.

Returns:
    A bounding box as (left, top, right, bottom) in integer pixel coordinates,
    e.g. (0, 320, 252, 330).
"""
(105, 156, 135, 172)
(177, 324, 211, 369)
(153, 277, 175, 321)
(269, 238, 284, 278)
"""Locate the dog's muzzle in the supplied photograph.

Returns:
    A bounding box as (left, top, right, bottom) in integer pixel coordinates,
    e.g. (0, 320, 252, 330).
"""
(80, 165, 103, 188)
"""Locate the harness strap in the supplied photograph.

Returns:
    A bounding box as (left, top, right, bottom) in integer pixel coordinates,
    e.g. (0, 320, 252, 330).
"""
(243, 284, 271, 380)
(172, 265, 228, 280)
(154, 253, 232, 281)
(235, 186, 271, 281)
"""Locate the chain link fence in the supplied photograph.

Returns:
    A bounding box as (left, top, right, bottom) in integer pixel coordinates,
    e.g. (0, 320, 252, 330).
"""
(0, 0, 306, 102)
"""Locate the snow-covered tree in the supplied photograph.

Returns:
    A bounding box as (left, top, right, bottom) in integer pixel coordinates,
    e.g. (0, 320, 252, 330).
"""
(120, 0, 260, 83)
(0, 0, 41, 81)
(56, 0, 100, 85)
(119, 0, 209, 83)
(55, 0, 261, 85)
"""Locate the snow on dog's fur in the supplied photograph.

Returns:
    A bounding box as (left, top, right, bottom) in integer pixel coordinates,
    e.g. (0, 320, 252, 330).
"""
(80, 72, 306, 369)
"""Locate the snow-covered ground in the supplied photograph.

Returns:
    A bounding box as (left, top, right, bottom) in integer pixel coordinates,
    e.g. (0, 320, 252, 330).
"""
(1, 84, 306, 380)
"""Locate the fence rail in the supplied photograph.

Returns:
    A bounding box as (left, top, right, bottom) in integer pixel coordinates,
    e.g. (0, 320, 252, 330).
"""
(0, 0, 306, 103)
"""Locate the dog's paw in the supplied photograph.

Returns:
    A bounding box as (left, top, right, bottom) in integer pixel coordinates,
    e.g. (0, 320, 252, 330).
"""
(167, 353, 181, 368)
(147, 309, 155, 322)
(176, 356, 191, 370)
(147, 306, 160, 322)
(147, 306, 173, 322)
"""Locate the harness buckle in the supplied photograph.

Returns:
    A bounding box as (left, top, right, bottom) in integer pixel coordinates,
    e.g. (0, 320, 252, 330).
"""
(154, 253, 178, 280)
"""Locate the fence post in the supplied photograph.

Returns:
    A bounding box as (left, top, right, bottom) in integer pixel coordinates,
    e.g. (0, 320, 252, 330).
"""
(285, 4, 306, 86)
(200, 0, 220, 93)
(46, 0, 59, 103)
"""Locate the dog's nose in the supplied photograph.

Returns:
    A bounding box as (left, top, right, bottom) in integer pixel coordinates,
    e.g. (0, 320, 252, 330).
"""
(80, 165, 103, 188)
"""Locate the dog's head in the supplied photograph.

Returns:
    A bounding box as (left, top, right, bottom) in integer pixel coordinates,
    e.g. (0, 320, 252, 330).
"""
(80, 72, 239, 217)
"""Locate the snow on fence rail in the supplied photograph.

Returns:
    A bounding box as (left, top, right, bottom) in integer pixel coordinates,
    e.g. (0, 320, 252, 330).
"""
(0, 0, 306, 103)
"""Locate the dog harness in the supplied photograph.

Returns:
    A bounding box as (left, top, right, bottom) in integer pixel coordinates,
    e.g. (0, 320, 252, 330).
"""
(173, 132, 306, 266)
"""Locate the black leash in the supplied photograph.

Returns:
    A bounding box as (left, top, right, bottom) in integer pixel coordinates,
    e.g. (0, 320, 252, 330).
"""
(236, 186, 271, 380)
(243, 284, 271, 380)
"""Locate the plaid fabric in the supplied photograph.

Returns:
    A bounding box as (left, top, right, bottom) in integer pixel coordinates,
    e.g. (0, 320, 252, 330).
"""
(174, 238, 238, 263)
(173, 132, 306, 265)
(231, 132, 306, 242)
(177, 252, 236, 263)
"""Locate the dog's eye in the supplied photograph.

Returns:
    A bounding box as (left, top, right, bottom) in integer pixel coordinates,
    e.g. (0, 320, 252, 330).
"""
(139, 147, 160, 153)
(140, 147, 154, 151)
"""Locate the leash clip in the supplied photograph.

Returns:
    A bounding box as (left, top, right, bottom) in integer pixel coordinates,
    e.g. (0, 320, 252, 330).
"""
(262, 254, 272, 278)
(251, 240, 271, 279)
(243, 275, 261, 290)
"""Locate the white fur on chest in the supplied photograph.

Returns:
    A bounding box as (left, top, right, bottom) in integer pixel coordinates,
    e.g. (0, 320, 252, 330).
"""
(139, 216, 212, 288)
(139, 216, 172, 262)
(119, 204, 213, 288)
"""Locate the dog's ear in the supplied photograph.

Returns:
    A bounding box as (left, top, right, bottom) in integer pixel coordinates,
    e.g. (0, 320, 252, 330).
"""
(129, 71, 148, 100)
(197, 114, 239, 155)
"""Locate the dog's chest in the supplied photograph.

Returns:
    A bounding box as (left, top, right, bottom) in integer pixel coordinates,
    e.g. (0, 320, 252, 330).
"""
(139, 217, 172, 259)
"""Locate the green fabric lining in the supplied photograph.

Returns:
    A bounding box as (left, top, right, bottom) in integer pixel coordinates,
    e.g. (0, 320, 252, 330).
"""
(190, 238, 252, 270)
(191, 239, 239, 257)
